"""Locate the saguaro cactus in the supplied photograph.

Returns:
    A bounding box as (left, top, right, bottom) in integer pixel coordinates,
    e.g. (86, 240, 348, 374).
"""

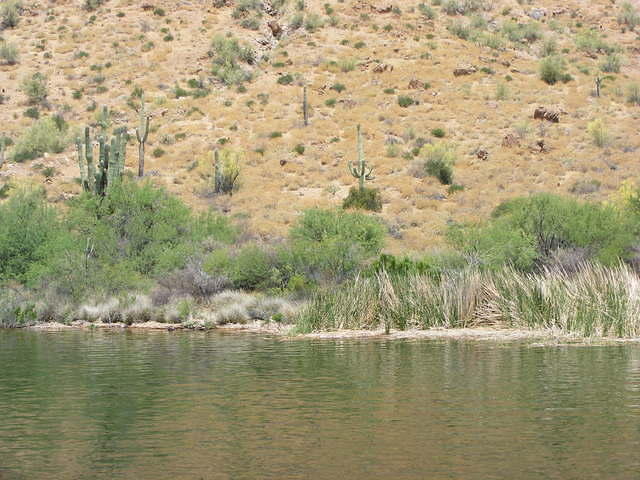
(136, 95, 151, 177)
(348, 124, 374, 191)
(76, 126, 126, 197)
(595, 76, 602, 97)
(302, 86, 309, 126)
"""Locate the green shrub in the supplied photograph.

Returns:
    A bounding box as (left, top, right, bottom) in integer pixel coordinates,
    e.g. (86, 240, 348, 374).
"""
(431, 127, 445, 138)
(447, 20, 470, 39)
(304, 13, 324, 31)
(575, 30, 614, 54)
(418, 3, 436, 19)
(277, 73, 294, 85)
(342, 186, 382, 212)
(413, 143, 456, 184)
(0, 42, 18, 65)
(23, 107, 39, 119)
(398, 95, 416, 107)
(618, 1, 640, 30)
(1, 0, 21, 28)
(0, 189, 62, 282)
(12, 116, 69, 162)
(450, 194, 635, 270)
(210, 34, 255, 86)
(289, 208, 385, 282)
(21, 73, 48, 105)
(539, 56, 571, 84)
(587, 119, 610, 148)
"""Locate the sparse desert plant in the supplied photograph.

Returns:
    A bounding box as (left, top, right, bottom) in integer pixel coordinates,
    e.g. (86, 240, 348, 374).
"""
(213, 149, 241, 195)
(337, 57, 357, 72)
(0, 41, 18, 64)
(627, 83, 640, 105)
(600, 53, 622, 73)
(575, 30, 614, 55)
(495, 82, 508, 100)
(210, 34, 255, 86)
(304, 13, 324, 31)
(618, 1, 640, 30)
(431, 127, 446, 138)
(12, 115, 69, 162)
(587, 119, 610, 148)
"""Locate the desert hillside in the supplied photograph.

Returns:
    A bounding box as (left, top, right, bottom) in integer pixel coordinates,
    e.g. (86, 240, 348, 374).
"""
(1, 0, 639, 253)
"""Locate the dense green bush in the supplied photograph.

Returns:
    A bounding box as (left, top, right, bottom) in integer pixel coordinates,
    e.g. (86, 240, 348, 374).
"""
(210, 35, 255, 85)
(0, 189, 62, 282)
(289, 208, 385, 282)
(417, 143, 456, 184)
(12, 115, 69, 162)
(539, 56, 571, 85)
(25, 181, 236, 299)
(342, 186, 382, 212)
(449, 194, 635, 270)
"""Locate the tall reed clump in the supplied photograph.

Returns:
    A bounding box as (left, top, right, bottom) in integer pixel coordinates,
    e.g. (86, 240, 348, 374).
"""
(481, 264, 640, 338)
(295, 264, 640, 338)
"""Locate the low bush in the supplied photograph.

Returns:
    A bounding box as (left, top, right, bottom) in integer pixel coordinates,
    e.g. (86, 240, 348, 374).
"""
(587, 119, 610, 148)
(1, 0, 21, 29)
(412, 142, 456, 184)
(618, 1, 640, 30)
(12, 115, 69, 162)
(289, 208, 385, 283)
(210, 35, 255, 86)
(342, 186, 382, 212)
(0, 41, 18, 64)
(449, 193, 635, 270)
(21, 73, 48, 105)
(539, 56, 571, 84)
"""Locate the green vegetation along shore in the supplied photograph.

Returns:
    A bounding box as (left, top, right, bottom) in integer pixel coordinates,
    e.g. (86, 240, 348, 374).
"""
(3, 176, 640, 339)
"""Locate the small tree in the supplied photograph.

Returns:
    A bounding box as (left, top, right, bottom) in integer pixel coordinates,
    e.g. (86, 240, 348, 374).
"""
(135, 95, 151, 177)
(21, 73, 48, 106)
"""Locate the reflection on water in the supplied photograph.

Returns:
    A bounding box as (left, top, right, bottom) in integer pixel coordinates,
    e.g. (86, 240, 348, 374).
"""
(1, 330, 639, 479)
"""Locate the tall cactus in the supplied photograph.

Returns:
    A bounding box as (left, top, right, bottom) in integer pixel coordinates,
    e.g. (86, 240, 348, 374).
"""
(213, 149, 222, 193)
(135, 95, 151, 177)
(76, 126, 126, 197)
(348, 124, 374, 191)
(302, 86, 309, 126)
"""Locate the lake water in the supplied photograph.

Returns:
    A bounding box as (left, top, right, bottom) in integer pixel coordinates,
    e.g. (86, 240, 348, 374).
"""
(1, 330, 639, 479)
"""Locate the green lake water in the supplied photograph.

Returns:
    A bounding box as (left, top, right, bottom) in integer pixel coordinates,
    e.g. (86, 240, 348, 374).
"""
(1, 330, 639, 479)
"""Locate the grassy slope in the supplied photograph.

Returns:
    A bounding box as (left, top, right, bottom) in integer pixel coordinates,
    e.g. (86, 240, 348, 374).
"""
(1, 0, 639, 254)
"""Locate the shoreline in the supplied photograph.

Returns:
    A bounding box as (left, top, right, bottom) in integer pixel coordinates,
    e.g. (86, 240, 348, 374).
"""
(16, 320, 640, 344)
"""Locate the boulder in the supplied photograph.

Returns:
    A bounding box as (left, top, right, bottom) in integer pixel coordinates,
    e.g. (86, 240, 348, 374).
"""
(453, 64, 477, 76)
(533, 106, 560, 123)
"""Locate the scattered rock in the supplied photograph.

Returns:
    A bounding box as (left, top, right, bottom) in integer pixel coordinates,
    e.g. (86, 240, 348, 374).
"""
(453, 64, 477, 76)
(551, 7, 567, 16)
(408, 79, 426, 89)
(375, 4, 393, 13)
(373, 63, 393, 73)
(141, 4, 155, 11)
(533, 106, 560, 123)
(528, 8, 547, 20)
(280, 159, 287, 166)
(502, 134, 521, 148)
(268, 21, 282, 38)
(428, 193, 446, 201)
(476, 149, 489, 160)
